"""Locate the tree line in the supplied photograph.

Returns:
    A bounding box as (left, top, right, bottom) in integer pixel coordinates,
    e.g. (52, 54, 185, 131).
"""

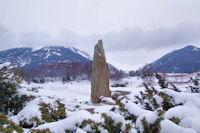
(19, 62, 124, 83)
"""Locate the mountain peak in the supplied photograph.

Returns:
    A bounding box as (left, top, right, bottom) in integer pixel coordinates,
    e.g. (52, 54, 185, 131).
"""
(152, 45, 200, 73)
(182, 45, 200, 51)
(68, 47, 92, 60)
(0, 46, 91, 68)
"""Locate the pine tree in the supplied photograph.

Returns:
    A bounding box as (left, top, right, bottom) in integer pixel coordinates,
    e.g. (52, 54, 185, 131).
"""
(0, 62, 30, 115)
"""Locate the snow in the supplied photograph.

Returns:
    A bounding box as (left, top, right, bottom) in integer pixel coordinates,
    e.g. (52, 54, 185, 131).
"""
(98, 52, 102, 56)
(192, 46, 199, 51)
(36, 110, 103, 132)
(69, 47, 92, 60)
(160, 89, 200, 107)
(10, 98, 42, 125)
(124, 101, 159, 132)
(124, 101, 150, 116)
(4, 74, 200, 133)
(100, 96, 115, 104)
(164, 105, 200, 120)
(19, 58, 31, 67)
(3, 124, 8, 128)
(22, 81, 91, 101)
(0, 62, 11, 69)
(32, 53, 39, 56)
(44, 53, 51, 59)
(106, 111, 125, 125)
(52, 51, 62, 56)
(179, 117, 200, 132)
(160, 119, 197, 133)
(76, 128, 87, 133)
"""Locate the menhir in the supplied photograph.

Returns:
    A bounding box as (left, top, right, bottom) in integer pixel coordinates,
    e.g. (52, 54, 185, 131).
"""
(91, 40, 111, 103)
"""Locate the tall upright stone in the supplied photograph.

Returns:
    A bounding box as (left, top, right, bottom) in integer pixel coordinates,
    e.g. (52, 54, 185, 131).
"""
(91, 40, 111, 103)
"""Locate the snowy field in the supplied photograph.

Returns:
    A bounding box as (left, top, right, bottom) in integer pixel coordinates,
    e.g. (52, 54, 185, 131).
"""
(7, 75, 200, 133)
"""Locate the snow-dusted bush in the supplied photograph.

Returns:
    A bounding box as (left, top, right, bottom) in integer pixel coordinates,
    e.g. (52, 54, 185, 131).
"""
(0, 113, 23, 132)
(19, 116, 44, 128)
(130, 72, 200, 132)
(135, 82, 177, 112)
(155, 72, 168, 89)
(0, 62, 32, 115)
(39, 100, 66, 123)
(74, 113, 130, 133)
(30, 128, 51, 133)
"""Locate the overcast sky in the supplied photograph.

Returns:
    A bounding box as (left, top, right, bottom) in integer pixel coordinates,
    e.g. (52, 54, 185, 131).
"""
(0, 0, 200, 70)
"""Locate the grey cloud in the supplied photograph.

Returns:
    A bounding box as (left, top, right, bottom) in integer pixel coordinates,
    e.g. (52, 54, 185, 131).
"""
(0, 24, 19, 50)
(19, 32, 53, 48)
(103, 23, 200, 51)
(0, 23, 200, 53)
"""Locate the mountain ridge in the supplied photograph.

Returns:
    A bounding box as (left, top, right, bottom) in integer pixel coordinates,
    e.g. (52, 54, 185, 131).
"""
(0, 46, 92, 69)
(0, 46, 124, 81)
(151, 45, 200, 73)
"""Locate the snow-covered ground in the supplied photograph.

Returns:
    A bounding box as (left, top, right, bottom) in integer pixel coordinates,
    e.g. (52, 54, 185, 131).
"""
(19, 77, 143, 104)
(8, 75, 200, 133)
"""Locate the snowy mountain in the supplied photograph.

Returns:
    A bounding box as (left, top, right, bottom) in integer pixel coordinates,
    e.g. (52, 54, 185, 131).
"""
(0, 46, 123, 81)
(0, 46, 91, 69)
(152, 45, 200, 73)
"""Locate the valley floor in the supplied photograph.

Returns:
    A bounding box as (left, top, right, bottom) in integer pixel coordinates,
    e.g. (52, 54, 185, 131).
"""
(6, 75, 200, 133)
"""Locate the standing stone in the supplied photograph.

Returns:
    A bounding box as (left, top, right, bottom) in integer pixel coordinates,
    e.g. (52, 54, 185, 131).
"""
(91, 40, 111, 103)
